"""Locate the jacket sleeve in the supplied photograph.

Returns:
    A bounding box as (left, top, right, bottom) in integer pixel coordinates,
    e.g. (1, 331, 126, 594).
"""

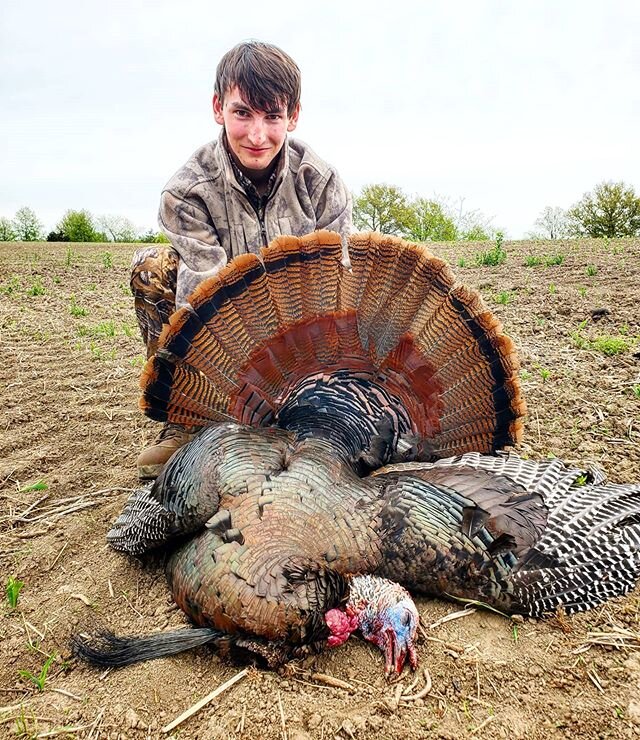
(312, 169, 353, 269)
(159, 189, 229, 307)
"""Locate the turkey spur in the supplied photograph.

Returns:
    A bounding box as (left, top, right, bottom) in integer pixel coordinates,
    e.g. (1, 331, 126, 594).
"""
(73, 232, 640, 674)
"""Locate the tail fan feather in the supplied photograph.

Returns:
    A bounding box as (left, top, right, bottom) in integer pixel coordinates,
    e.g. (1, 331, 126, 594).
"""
(140, 231, 525, 460)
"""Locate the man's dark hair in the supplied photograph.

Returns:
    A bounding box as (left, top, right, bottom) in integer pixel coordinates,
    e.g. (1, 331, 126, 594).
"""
(215, 41, 301, 116)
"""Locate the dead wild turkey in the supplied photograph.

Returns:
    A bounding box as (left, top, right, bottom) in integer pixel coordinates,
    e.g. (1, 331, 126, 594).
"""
(73, 232, 640, 676)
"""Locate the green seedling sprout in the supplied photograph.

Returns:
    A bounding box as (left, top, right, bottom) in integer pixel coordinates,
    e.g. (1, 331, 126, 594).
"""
(19, 652, 57, 692)
(6, 576, 25, 608)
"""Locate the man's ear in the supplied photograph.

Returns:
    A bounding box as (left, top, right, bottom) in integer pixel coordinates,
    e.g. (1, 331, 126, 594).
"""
(213, 94, 225, 125)
(287, 103, 301, 133)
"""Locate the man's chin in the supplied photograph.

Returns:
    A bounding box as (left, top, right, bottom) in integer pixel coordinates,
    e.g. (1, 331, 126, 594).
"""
(238, 156, 274, 175)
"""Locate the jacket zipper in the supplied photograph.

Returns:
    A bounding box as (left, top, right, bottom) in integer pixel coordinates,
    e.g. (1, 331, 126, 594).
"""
(253, 198, 269, 247)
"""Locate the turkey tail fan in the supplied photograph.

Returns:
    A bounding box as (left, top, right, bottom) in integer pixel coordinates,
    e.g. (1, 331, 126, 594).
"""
(140, 230, 525, 460)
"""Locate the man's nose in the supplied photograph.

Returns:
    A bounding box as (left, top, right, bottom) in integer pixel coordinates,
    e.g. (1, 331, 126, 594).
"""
(248, 118, 267, 145)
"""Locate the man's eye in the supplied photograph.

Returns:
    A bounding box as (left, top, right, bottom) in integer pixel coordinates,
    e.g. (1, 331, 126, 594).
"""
(267, 114, 282, 121)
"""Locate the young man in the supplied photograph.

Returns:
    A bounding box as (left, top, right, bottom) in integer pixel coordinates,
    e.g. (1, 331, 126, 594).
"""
(131, 40, 353, 479)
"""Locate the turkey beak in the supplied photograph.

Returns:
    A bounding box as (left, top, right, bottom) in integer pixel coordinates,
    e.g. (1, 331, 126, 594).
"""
(383, 626, 419, 677)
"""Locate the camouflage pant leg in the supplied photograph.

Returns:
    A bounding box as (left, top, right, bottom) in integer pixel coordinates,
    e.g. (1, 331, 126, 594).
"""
(130, 246, 179, 358)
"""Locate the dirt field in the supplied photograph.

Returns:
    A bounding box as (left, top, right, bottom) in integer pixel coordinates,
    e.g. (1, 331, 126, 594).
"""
(1, 237, 639, 739)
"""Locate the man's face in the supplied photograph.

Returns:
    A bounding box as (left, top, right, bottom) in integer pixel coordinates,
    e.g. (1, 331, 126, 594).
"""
(213, 86, 299, 174)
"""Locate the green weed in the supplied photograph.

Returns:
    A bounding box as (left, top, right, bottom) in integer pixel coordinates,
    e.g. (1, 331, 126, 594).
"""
(26, 277, 45, 297)
(571, 321, 635, 356)
(19, 652, 56, 692)
(544, 254, 565, 266)
(633, 385, 640, 399)
(69, 295, 87, 317)
(577, 286, 587, 298)
(96, 320, 116, 337)
(519, 369, 532, 381)
(586, 265, 597, 276)
(77, 321, 117, 339)
(570, 330, 589, 350)
(524, 255, 542, 267)
(0, 276, 21, 295)
(511, 623, 519, 644)
(6, 576, 25, 608)
(590, 336, 631, 356)
(101, 251, 114, 269)
(475, 243, 507, 267)
(130, 355, 145, 368)
(13, 705, 39, 739)
(65, 248, 74, 267)
(539, 367, 551, 382)
(548, 283, 556, 294)
(457, 257, 467, 268)
(493, 291, 513, 305)
(121, 322, 136, 338)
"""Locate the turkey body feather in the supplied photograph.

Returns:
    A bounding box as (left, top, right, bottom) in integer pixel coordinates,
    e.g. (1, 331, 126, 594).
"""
(73, 232, 640, 672)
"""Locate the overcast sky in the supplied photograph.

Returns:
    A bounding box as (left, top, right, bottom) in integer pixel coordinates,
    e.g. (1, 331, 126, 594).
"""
(2, 0, 638, 238)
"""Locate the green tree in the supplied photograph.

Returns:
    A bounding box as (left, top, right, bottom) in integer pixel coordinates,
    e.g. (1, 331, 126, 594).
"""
(12, 207, 43, 241)
(57, 209, 101, 242)
(405, 198, 458, 242)
(460, 223, 492, 241)
(353, 184, 414, 236)
(0, 217, 17, 241)
(46, 230, 68, 242)
(138, 229, 170, 243)
(568, 181, 640, 238)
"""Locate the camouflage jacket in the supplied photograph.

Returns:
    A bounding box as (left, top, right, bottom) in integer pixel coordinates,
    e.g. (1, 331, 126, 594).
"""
(159, 132, 353, 306)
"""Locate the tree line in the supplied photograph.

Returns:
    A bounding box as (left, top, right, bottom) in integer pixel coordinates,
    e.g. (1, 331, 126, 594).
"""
(353, 180, 640, 241)
(2, 179, 639, 244)
(0, 207, 168, 243)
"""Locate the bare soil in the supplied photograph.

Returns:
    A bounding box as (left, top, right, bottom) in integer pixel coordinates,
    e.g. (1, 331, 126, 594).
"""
(1, 238, 639, 739)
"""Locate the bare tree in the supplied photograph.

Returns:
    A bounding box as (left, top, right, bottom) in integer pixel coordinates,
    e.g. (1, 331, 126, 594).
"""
(446, 196, 496, 241)
(533, 206, 570, 239)
(97, 214, 138, 242)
